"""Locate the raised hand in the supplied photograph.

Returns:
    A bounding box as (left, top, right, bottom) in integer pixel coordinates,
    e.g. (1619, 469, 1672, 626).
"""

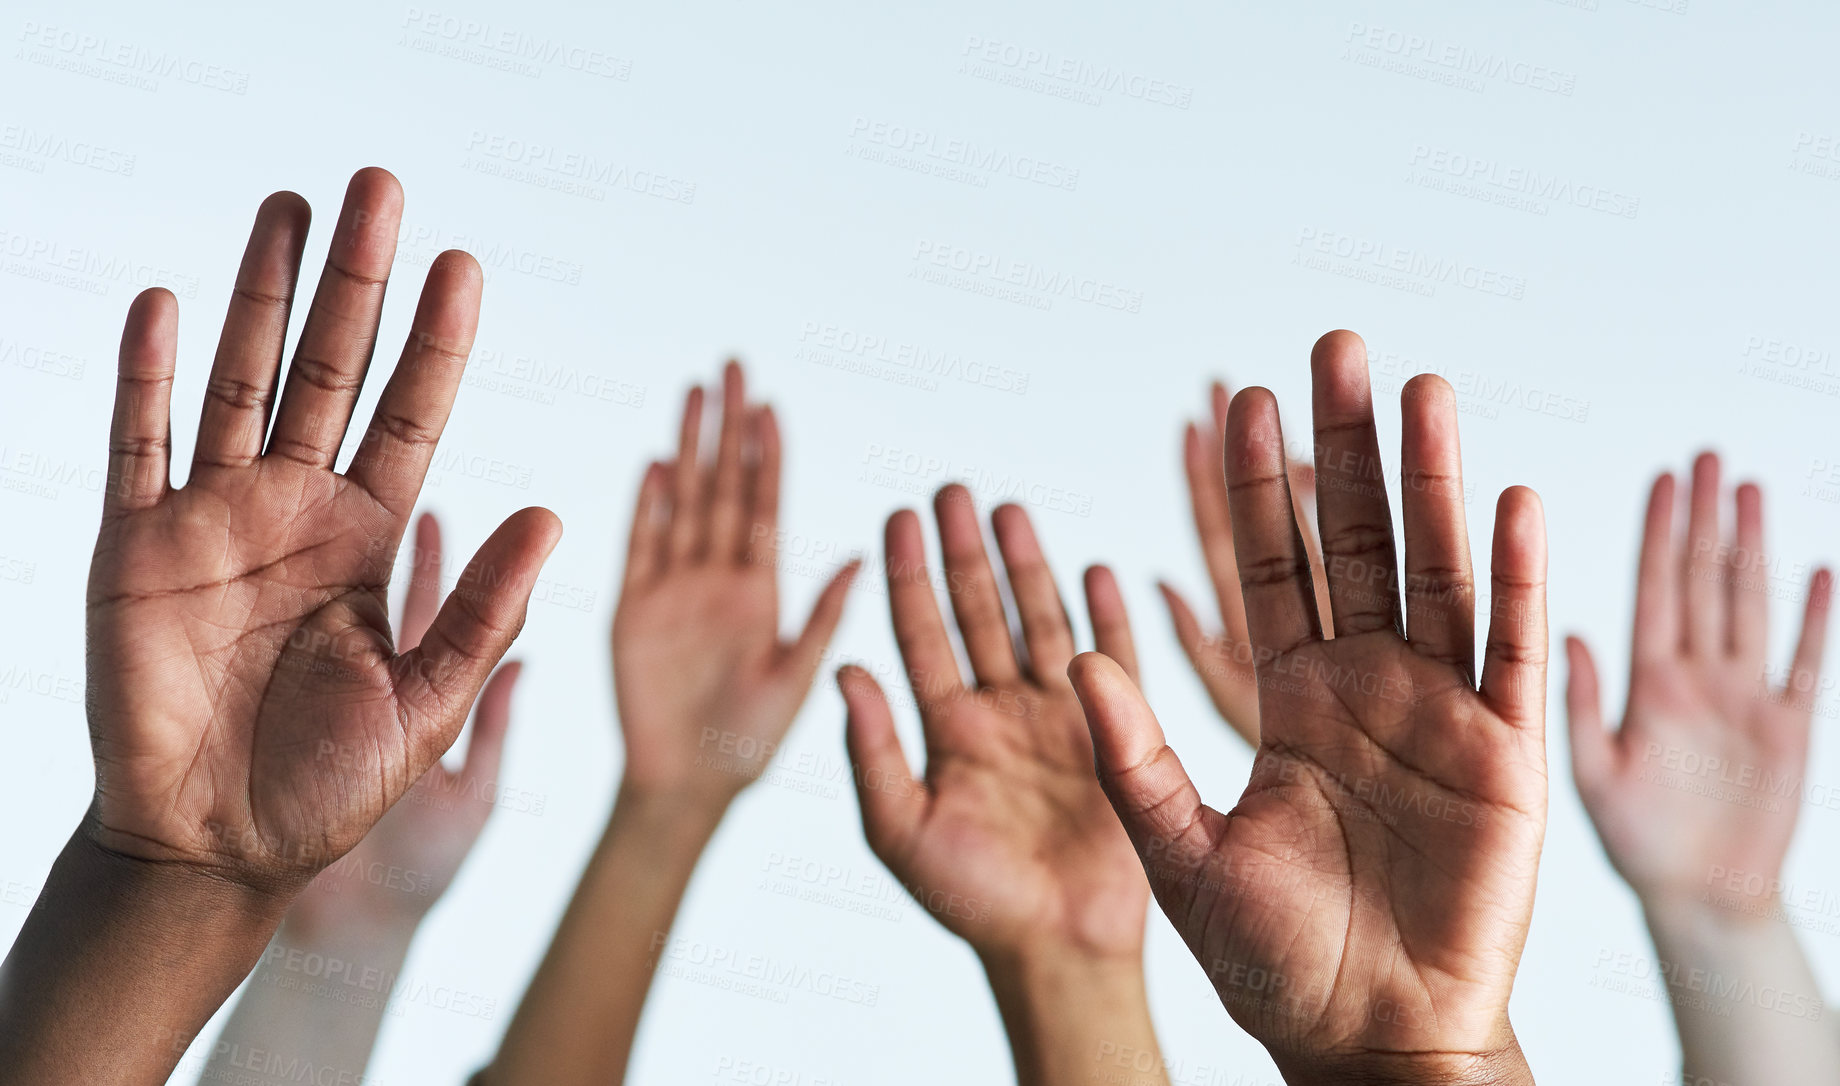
(480, 362, 858, 1086)
(1160, 380, 1330, 743)
(1567, 455, 1836, 1085)
(0, 168, 557, 1086)
(85, 168, 560, 894)
(612, 361, 858, 803)
(285, 513, 524, 937)
(841, 488, 1165, 1086)
(1569, 455, 1830, 906)
(1072, 331, 1547, 1086)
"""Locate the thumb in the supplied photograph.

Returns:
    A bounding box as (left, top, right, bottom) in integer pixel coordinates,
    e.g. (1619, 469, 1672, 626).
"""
(1068, 652, 1217, 896)
(1564, 635, 1614, 804)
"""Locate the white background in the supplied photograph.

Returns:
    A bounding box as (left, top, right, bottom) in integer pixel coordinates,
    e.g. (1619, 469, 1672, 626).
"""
(2, 1, 1840, 1083)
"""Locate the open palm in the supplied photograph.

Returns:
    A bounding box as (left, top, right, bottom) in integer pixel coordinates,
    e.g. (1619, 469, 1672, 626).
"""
(843, 488, 1147, 958)
(612, 362, 856, 802)
(1073, 332, 1547, 1083)
(85, 169, 560, 895)
(1569, 456, 1831, 907)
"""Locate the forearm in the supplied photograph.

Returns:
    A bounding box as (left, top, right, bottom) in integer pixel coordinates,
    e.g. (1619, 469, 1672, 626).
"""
(479, 783, 726, 1086)
(196, 913, 419, 1085)
(980, 945, 1168, 1086)
(0, 827, 292, 1085)
(1644, 898, 1840, 1086)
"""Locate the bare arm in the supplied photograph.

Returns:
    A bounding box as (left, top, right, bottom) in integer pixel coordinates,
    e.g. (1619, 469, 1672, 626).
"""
(480, 363, 855, 1085)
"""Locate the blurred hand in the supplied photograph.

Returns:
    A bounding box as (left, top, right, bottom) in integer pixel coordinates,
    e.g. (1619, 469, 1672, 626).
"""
(84, 168, 561, 898)
(286, 514, 524, 938)
(842, 488, 1148, 963)
(612, 361, 858, 806)
(1072, 332, 1547, 1086)
(1161, 380, 1330, 744)
(1568, 455, 1831, 914)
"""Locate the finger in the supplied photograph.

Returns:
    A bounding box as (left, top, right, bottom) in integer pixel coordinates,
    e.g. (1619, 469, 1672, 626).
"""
(458, 661, 520, 800)
(667, 385, 706, 560)
(400, 512, 445, 650)
(1084, 566, 1138, 683)
(1781, 568, 1833, 713)
(1399, 375, 1476, 680)
(1310, 330, 1401, 637)
(743, 406, 782, 568)
(343, 251, 484, 516)
(1185, 414, 1246, 646)
(885, 510, 964, 712)
(706, 361, 750, 562)
(623, 461, 671, 588)
(105, 289, 178, 515)
(192, 192, 310, 473)
(1681, 452, 1725, 657)
(840, 666, 927, 857)
(1158, 581, 1257, 744)
(1069, 652, 1217, 891)
(266, 167, 403, 468)
(785, 560, 862, 685)
(1158, 581, 1209, 663)
(1288, 462, 1335, 628)
(1479, 487, 1549, 727)
(1631, 474, 1680, 665)
(935, 485, 1021, 686)
(1727, 482, 1768, 661)
(396, 507, 563, 761)
(1224, 387, 1322, 657)
(1564, 637, 1614, 804)
(991, 504, 1076, 682)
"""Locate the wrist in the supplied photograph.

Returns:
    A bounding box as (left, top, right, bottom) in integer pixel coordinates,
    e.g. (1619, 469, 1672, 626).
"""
(978, 941, 1161, 1086)
(278, 899, 424, 951)
(70, 822, 299, 924)
(1274, 1036, 1534, 1086)
(605, 780, 731, 851)
(979, 939, 1147, 996)
(1643, 883, 1784, 940)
